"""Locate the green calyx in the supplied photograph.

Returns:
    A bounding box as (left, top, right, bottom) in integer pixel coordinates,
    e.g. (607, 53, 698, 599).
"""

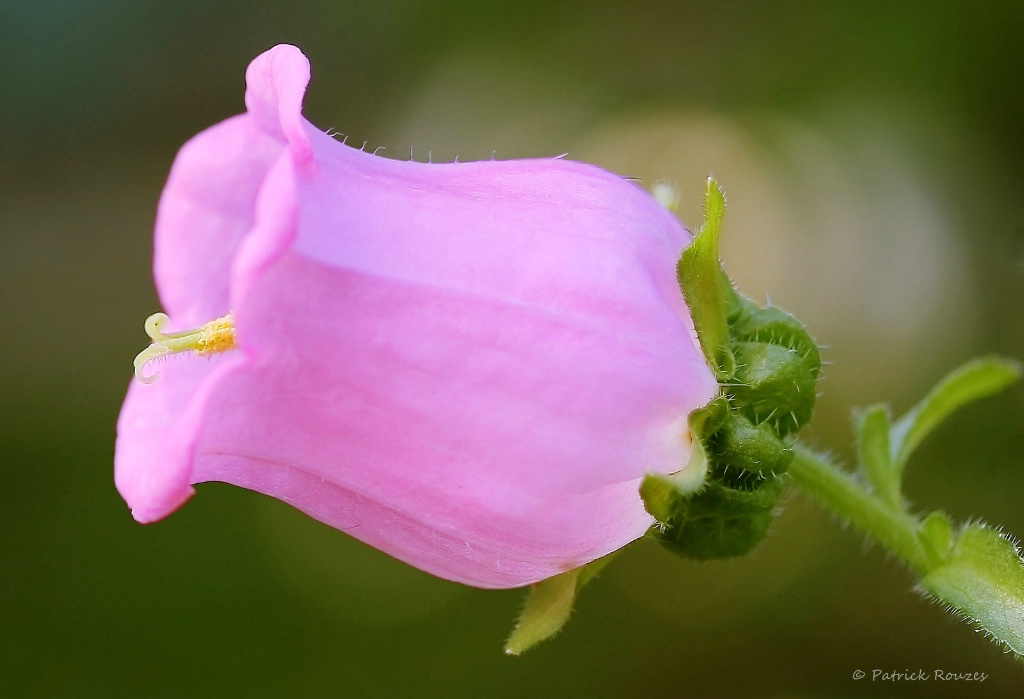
(731, 340, 817, 436)
(643, 177, 820, 560)
(711, 412, 793, 478)
(730, 306, 822, 378)
(650, 476, 784, 560)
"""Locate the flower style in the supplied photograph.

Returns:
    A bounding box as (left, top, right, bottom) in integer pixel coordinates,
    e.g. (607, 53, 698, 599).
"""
(115, 44, 717, 588)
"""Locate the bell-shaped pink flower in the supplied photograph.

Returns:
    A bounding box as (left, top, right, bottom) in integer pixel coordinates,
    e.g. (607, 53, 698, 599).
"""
(115, 44, 717, 588)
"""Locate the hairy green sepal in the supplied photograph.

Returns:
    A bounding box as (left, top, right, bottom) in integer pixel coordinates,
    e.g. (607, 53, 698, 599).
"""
(642, 177, 819, 560)
(677, 178, 736, 379)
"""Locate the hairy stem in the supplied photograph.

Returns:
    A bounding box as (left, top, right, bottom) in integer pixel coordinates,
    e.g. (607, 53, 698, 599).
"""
(787, 443, 930, 573)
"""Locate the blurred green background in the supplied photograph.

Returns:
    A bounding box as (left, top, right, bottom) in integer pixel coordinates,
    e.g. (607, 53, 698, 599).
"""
(2, 1, 1023, 697)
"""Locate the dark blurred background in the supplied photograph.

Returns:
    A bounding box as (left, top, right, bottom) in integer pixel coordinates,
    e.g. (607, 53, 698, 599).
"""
(2, 1, 1023, 697)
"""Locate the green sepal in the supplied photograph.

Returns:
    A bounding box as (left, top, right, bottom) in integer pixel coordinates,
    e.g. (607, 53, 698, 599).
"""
(640, 398, 727, 521)
(678, 177, 735, 379)
(711, 412, 793, 476)
(730, 341, 817, 436)
(724, 285, 759, 325)
(639, 475, 682, 527)
(919, 524, 1024, 656)
(856, 405, 898, 509)
(651, 477, 784, 560)
(504, 552, 619, 656)
(730, 306, 821, 378)
(890, 357, 1021, 470)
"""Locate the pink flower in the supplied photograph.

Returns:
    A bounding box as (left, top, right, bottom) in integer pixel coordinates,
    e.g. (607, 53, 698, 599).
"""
(115, 44, 716, 588)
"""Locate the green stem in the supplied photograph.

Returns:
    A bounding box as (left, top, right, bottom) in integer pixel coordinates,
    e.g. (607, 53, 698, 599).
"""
(787, 443, 930, 574)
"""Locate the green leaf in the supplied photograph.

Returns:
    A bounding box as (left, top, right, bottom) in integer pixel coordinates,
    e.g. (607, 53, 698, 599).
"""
(890, 357, 1021, 470)
(504, 569, 580, 656)
(919, 524, 1024, 656)
(856, 405, 898, 509)
(677, 177, 735, 378)
(504, 553, 618, 656)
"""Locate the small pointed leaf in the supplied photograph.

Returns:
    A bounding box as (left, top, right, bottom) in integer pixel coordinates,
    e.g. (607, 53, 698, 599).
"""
(856, 405, 898, 509)
(890, 357, 1021, 469)
(504, 553, 619, 656)
(504, 569, 580, 656)
(678, 177, 735, 378)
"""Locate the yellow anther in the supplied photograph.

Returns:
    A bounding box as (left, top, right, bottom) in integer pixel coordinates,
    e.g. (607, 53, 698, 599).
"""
(133, 312, 237, 384)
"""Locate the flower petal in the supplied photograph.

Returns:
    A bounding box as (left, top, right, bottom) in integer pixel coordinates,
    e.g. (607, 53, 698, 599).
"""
(179, 237, 712, 586)
(232, 250, 711, 497)
(119, 46, 314, 517)
(153, 116, 283, 328)
(293, 128, 698, 335)
(114, 354, 240, 523)
(153, 43, 313, 329)
(186, 299, 666, 586)
(243, 44, 312, 166)
(116, 43, 719, 588)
